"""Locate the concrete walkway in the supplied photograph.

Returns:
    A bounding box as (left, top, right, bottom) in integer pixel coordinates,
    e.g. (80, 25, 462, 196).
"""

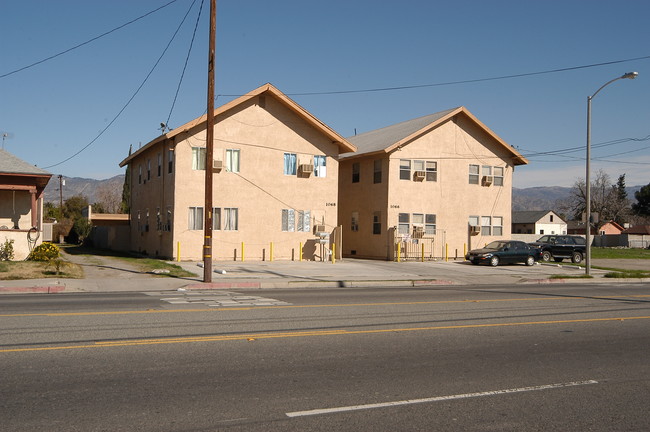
(1, 252, 647, 294)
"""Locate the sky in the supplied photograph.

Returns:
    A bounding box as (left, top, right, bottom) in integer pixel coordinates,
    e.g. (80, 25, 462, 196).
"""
(1, 0, 649, 189)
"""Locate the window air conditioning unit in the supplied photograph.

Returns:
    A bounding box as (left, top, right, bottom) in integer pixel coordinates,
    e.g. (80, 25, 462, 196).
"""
(314, 224, 327, 234)
(213, 160, 223, 170)
(482, 175, 493, 186)
(300, 164, 314, 174)
(413, 170, 426, 181)
(470, 225, 481, 235)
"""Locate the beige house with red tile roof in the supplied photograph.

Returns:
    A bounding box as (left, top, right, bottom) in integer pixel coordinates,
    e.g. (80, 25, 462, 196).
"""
(120, 83, 355, 261)
(338, 107, 528, 260)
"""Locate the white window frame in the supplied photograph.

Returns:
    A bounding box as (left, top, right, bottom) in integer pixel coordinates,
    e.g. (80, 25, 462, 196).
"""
(282, 209, 295, 232)
(469, 164, 479, 184)
(314, 155, 326, 178)
(373, 159, 382, 184)
(400, 159, 411, 180)
(481, 216, 492, 236)
(494, 166, 504, 186)
(192, 147, 206, 170)
(425, 161, 437, 182)
(425, 214, 436, 235)
(188, 207, 204, 230)
(398, 213, 410, 235)
(223, 208, 238, 231)
(284, 153, 297, 175)
(226, 149, 240, 173)
(297, 210, 311, 232)
(493, 216, 503, 236)
(212, 207, 221, 230)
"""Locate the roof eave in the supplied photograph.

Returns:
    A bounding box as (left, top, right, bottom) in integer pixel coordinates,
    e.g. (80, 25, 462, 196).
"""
(119, 83, 356, 167)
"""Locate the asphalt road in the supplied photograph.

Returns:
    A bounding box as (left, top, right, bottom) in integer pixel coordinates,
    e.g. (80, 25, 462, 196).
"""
(2, 283, 650, 431)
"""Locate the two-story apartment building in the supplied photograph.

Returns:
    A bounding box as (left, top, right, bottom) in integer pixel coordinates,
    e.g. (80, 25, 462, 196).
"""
(119, 83, 355, 261)
(338, 107, 528, 260)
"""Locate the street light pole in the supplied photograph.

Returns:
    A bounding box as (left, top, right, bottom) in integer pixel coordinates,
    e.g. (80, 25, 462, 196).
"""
(585, 71, 638, 275)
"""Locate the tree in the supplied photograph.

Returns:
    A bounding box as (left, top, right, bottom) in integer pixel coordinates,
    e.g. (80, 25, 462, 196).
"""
(95, 183, 121, 213)
(632, 183, 650, 217)
(62, 195, 89, 220)
(611, 174, 631, 225)
(560, 170, 631, 227)
(121, 144, 132, 214)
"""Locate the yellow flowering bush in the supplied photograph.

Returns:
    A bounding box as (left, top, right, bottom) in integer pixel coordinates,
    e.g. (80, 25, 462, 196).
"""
(28, 242, 60, 262)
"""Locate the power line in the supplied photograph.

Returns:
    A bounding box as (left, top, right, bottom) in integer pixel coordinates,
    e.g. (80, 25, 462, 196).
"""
(0, 0, 181, 79)
(166, 0, 205, 128)
(217, 55, 650, 98)
(43, 0, 198, 170)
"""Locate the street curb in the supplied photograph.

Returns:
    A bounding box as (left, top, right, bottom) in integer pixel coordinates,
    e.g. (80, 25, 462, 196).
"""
(0, 285, 65, 294)
(182, 279, 457, 290)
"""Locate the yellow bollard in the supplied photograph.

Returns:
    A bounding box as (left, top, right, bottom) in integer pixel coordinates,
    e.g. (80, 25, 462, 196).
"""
(299, 242, 303, 261)
(331, 243, 336, 264)
(177, 242, 180, 262)
(270, 242, 274, 261)
(421, 243, 425, 262)
(242, 242, 245, 262)
(397, 242, 401, 262)
(445, 243, 449, 262)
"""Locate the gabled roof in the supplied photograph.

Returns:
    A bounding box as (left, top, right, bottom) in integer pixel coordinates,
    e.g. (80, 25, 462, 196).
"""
(623, 225, 650, 235)
(512, 210, 565, 224)
(0, 148, 51, 176)
(601, 220, 625, 232)
(120, 83, 356, 167)
(340, 106, 528, 165)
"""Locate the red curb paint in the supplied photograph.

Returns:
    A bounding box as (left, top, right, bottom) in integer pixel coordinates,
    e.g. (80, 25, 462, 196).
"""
(185, 282, 261, 290)
(0, 285, 65, 293)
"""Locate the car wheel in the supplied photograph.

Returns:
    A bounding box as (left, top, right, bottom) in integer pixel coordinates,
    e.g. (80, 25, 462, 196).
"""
(525, 256, 535, 266)
(541, 251, 552, 262)
(571, 251, 583, 264)
(490, 256, 500, 267)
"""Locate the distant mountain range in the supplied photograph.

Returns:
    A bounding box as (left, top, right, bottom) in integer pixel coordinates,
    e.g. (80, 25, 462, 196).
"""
(43, 174, 643, 214)
(43, 175, 125, 206)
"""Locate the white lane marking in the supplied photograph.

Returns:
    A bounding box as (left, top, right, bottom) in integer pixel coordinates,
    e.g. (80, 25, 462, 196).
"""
(286, 380, 598, 418)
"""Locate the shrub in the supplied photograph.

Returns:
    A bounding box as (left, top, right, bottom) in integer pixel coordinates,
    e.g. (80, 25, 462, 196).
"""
(28, 242, 60, 261)
(0, 238, 14, 261)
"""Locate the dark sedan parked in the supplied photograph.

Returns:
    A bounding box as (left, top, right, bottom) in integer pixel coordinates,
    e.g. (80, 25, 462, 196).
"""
(466, 240, 541, 267)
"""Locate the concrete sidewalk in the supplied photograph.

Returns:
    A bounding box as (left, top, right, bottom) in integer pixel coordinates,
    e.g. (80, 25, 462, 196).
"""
(1, 254, 647, 294)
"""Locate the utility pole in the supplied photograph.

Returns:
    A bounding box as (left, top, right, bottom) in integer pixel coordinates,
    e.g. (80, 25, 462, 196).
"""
(203, 0, 216, 282)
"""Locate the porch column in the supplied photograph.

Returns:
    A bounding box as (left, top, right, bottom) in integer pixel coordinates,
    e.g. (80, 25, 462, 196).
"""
(30, 189, 37, 228)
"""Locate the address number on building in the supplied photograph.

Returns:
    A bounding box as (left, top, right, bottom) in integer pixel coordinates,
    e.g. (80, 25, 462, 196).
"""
(326, 202, 336, 207)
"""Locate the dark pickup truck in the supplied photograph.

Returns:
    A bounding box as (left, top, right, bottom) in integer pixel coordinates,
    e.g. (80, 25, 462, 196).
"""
(528, 235, 586, 263)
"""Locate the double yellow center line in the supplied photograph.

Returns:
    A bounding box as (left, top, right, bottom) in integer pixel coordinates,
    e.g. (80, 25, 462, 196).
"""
(3, 315, 650, 353)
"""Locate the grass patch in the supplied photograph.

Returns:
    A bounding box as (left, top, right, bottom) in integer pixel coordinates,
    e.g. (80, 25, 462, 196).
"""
(549, 274, 593, 279)
(590, 247, 650, 259)
(604, 270, 650, 279)
(0, 260, 83, 280)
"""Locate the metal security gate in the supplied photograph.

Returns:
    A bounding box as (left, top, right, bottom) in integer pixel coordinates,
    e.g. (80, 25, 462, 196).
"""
(394, 229, 446, 261)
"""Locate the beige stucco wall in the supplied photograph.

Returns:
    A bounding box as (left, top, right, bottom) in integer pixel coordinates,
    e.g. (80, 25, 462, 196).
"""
(339, 115, 517, 259)
(0, 193, 45, 260)
(129, 95, 341, 261)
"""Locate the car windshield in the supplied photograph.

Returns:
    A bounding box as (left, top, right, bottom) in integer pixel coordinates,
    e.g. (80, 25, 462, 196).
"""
(537, 236, 550, 243)
(485, 241, 508, 250)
